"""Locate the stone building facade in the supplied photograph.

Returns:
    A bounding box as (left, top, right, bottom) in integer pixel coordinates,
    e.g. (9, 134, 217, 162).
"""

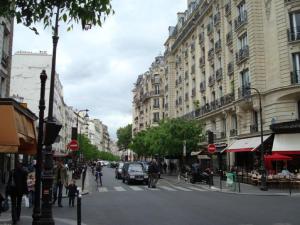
(133, 0, 300, 169)
(132, 56, 165, 134)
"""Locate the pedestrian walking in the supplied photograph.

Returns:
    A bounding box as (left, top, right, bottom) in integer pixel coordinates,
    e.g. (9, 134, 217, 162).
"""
(67, 180, 78, 207)
(6, 161, 28, 225)
(27, 173, 35, 208)
(53, 161, 68, 207)
(95, 162, 103, 187)
(163, 162, 167, 174)
(148, 159, 159, 188)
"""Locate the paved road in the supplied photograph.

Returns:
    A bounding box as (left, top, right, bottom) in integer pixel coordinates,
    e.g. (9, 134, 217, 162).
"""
(15, 167, 300, 225)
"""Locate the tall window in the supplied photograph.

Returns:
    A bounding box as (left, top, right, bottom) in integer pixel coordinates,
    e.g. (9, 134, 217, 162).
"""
(219, 86, 223, 98)
(289, 12, 300, 41)
(292, 52, 300, 84)
(240, 69, 250, 87)
(222, 118, 227, 134)
(238, 32, 248, 50)
(231, 114, 238, 130)
(154, 84, 160, 94)
(153, 98, 159, 108)
(153, 112, 160, 122)
(237, 1, 246, 18)
(211, 120, 216, 132)
(0, 76, 6, 98)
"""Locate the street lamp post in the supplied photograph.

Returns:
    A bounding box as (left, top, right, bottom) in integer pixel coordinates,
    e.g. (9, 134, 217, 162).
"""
(246, 87, 268, 191)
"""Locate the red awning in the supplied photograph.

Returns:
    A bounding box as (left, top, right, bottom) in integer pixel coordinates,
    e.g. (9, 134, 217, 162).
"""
(264, 153, 292, 161)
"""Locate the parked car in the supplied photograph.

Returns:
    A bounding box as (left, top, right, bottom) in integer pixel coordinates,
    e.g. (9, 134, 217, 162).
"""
(122, 162, 148, 184)
(115, 162, 124, 179)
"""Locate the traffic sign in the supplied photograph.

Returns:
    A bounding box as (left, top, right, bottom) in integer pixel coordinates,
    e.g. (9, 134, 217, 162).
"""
(68, 139, 79, 151)
(207, 144, 216, 154)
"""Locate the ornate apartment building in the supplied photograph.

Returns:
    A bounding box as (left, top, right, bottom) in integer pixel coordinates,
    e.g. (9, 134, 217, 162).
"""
(133, 0, 300, 167)
(133, 56, 165, 134)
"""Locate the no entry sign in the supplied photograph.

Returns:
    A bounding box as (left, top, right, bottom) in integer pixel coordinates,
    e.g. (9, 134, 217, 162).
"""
(68, 139, 79, 151)
(207, 144, 216, 154)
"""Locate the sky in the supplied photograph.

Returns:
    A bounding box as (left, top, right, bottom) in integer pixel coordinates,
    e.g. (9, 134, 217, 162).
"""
(13, 0, 187, 140)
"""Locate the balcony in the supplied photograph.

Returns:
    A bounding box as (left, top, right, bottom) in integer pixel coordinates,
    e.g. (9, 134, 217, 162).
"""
(199, 32, 205, 44)
(250, 124, 258, 133)
(227, 62, 234, 76)
(214, 12, 221, 27)
(191, 88, 196, 97)
(291, 70, 300, 84)
(238, 84, 251, 99)
(208, 48, 214, 61)
(153, 118, 160, 123)
(236, 46, 249, 64)
(207, 23, 214, 35)
(216, 68, 223, 81)
(208, 75, 215, 87)
(230, 129, 237, 137)
(153, 104, 160, 109)
(199, 56, 205, 67)
(151, 77, 161, 84)
(150, 90, 164, 96)
(225, 2, 231, 16)
(226, 31, 233, 45)
(215, 40, 222, 53)
(200, 81, 206, 92)
(235, 11, 247, 31)
(288, 27, 300, 42)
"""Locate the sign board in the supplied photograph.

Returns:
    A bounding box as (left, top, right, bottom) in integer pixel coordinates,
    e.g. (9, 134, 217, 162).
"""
(207, 144, 216, 154)
(68, 139, 79, 151)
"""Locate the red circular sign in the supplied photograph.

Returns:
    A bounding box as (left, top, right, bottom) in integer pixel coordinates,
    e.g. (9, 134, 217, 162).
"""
(68, 140, 79, 151)
(208, 144, 216, 154)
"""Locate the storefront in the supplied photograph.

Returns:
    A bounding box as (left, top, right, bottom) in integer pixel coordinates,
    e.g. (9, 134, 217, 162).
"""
(0, 98, 37, 184)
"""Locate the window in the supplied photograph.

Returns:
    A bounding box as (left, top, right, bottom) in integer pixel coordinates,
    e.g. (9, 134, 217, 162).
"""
(211, 120, 216, 132)
(153, 98, 159, 108)
(237, 1, 246, 18)
(219, 86, 223, 98)
(222, 118, 227, 134)
(289, 11, 300, 41)
(0, 76, 6, 98)
(298, 100, 300, 120)
(231, 114, 238, 130)
(154, 84, 160, 94)
(240, 69, 250, 87)
(153, 112, 160, 122)
(238, 33, 248, 50)
(292, 52, 300, 84)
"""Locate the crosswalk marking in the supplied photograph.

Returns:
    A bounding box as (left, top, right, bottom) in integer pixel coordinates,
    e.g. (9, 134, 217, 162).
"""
(98, 187, 108, 192)
(159, 186, 177, 191)
(187, 186, 206, 192)
(114, 186, 126, 191)
(172, 186, 193, 191)
(129, 186, 143, 191)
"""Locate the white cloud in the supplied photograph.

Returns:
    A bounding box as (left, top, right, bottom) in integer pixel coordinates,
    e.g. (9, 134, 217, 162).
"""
(13, 0, 187, 139)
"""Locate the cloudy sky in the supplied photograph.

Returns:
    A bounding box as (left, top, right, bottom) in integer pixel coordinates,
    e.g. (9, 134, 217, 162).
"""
(13, 0, 187, 140)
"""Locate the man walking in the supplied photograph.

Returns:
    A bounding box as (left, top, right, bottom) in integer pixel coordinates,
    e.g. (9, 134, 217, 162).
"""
(53, 161, 68, 207)
(6, 161, 28, 225)
(148, 159, 159, 188)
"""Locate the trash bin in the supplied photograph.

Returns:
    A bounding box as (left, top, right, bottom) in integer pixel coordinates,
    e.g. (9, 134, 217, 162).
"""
(226, 172, 236, 191)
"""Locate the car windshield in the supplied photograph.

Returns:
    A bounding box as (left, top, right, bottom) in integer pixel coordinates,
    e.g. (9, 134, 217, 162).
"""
(128, 164, 143, 172)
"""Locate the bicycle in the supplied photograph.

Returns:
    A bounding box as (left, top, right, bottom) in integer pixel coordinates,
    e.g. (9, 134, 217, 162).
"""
(95, 171, 102, 187)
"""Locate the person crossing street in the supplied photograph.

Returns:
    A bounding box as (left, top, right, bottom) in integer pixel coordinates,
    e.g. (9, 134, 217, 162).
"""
(148, 159, 159, 188)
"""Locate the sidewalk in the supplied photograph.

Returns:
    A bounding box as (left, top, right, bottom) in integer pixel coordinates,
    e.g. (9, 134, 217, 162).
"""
(162, 174, 300, 197)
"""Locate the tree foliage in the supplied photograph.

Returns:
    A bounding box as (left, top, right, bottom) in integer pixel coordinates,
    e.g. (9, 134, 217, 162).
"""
(116, 124, 132, 151)
(130, 118, 203, 158)
(0, 0, 114, 32)
(78, 134, 119, 161)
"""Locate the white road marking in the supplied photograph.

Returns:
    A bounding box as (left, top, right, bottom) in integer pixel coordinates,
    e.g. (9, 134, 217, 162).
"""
(98, 187, 108, 192)
(114, 186, 126, 191)
(172, 186, 193, 191)
(159, 186, 177, 191)
(186, 186, 206, 192)
(129, 186, 143, 191)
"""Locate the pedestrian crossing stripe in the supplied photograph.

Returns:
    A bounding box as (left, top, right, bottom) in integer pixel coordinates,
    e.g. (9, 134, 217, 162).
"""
(187, 186, 206, 192)
(172, 186, 193, 191)
(98, 187, 108, 192)
(114, 186, 126, 191)
(128, 186, 143, 191)
(159, 186, 177, 191)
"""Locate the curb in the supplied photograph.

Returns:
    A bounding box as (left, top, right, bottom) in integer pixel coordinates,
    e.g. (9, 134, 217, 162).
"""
(162, 176, 299, 197)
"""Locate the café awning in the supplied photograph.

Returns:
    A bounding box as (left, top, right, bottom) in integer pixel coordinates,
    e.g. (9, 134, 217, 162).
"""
(0, 98, 38, 155)
(264, 153, 292, 161)
(272, 133, 300, 154)
(224, 135, 272, 153)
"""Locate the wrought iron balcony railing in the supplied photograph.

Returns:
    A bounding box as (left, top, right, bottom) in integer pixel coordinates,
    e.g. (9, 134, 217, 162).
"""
(208, 75, 215, 87)
(225, 2, 231, 16)
(216, 68, 223, 81)
(236, 46, 249, 64)
(215, 39, 222, 53)
(288, 27, 300, 42)
(227, 61, 234, 76)
(214, 12, 221, 27)
(238, 83, 251, 99)
(291, 70, 300, 84)
(226, 31, 233, 45)
(208, 48, 214, 61)
(234, 11, 247, 31)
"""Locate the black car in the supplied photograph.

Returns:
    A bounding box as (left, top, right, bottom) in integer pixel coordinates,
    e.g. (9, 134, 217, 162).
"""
(115, 162, 124, 179)
(122, 162, 148, 184)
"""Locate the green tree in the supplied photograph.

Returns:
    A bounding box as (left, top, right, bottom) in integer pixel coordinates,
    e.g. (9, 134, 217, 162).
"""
(116, 124, 132, 151)
(0, 0, 114, 32)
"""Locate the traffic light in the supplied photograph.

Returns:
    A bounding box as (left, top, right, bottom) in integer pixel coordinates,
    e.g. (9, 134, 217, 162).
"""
(43, 120, 62, 145)
(207, 130, 214, 144)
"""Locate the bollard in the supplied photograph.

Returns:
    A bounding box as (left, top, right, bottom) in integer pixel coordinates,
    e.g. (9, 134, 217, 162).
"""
(289, 176, 292, 196)
(77, 194, 82, 225)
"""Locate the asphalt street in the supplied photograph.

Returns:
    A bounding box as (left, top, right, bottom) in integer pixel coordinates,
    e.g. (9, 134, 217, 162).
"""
(17, 167, 300, 225)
